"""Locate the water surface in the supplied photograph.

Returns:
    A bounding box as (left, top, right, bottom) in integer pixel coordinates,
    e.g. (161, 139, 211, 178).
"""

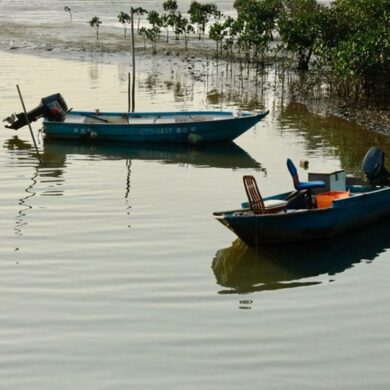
(1, 50, 390, 389)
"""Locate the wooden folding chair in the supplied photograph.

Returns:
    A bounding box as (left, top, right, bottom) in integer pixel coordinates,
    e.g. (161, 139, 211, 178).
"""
(243, 175, 288, 214)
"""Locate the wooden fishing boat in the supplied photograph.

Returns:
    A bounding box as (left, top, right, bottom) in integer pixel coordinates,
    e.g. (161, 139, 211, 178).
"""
(4, 93, 269, 144)
(214, 147, 390, 246)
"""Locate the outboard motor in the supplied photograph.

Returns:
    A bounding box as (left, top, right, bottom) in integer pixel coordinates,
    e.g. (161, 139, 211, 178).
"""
(3, 93, 68, 130)
(362, 146, 390, 186)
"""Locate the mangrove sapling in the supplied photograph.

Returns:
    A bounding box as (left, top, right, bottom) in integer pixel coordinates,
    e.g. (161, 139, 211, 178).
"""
(139, 28, 148, 50)
(146, 11, 163, 53)
(188, 1, 221, 40)
(64, 6, 72, 22)
(234, 0, 279, 67)
(132, 7, 148, 31)
(183, 20, 195, 51)
(118, 11, 131, 37)
(278, 0, 323, 71)
(174, 14, 194, 50)
(316, 0, 390, 103)
(140, 26, 161, 54)
(209, 21, 227, 57)
(162, 0, 179, 43)
(89, 16, 102, 40)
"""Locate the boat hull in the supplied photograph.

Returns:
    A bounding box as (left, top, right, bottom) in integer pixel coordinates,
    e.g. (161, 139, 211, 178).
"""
(43, 111, 268, 144)
(215, 186, 390, 245)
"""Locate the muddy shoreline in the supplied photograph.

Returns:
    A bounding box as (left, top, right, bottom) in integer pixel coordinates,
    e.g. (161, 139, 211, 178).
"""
(0, 21, 217, 61)
(296, 97, 390, 136)
(1, 20, 389, 135)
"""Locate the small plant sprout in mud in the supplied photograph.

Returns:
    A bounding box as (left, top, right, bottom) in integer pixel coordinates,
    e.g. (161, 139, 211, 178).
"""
(89, 16, 102, 40)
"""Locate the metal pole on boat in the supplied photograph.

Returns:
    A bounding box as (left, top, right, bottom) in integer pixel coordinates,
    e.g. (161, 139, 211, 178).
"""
(16, 85, 42, 163)
(130, 7, 136, 112)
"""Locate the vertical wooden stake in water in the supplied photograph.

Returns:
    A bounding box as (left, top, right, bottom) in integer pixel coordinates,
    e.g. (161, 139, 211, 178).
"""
(16, 85, 42, 163)
(128, 72, 131, 112)
(130, 7, 136, 112)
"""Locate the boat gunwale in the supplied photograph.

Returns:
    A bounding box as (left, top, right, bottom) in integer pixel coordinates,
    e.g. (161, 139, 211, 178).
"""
(217, 185, 390, 220)
(45, 110, 269, 127)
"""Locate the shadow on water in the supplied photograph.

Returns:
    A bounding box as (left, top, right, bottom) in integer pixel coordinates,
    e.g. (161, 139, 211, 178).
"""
(4, 137, 68, 236)
(4, 136, 266, 235)
(41, 138, 265, 171)
(5, 136, 67, 176)
(5, 136, 264, 171)
(212, 219, 390, 294)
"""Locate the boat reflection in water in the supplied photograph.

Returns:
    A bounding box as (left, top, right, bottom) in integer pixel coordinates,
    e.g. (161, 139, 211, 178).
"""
(5, 136, 263, 171)
(4, 136, 264, 236)
(41, 138, 264, 171)
(212, 220, 390, 294)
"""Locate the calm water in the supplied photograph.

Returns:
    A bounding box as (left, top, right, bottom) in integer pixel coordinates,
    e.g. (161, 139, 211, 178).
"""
(1, 50, 390, 389)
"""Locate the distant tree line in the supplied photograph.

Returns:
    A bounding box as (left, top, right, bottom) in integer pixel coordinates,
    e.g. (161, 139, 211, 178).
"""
(79, 0, 389, 103)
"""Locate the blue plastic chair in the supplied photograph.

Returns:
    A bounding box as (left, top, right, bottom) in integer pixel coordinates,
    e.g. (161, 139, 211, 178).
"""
(286, 158, 325, 207)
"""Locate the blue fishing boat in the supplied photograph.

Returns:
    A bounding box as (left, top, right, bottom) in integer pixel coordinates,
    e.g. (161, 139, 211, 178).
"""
(4, 93, 268, 144)
(214, 147, 390, 246)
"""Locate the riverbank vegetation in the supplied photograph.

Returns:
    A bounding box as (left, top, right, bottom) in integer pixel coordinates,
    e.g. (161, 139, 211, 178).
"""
(2, 0, 387, 127)
(97, 0, 388, 107)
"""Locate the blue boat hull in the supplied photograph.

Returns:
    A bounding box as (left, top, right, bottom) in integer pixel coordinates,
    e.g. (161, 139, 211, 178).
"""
(43, 110, 268, 144)
(215, 186, 390, 245)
